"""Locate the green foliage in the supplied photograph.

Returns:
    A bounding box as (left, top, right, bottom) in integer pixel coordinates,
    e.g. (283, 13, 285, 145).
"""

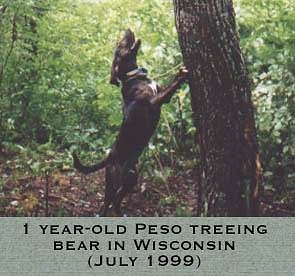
(0, 0, 294, 194)
(236, 0, 295, 188)
(0, 0, 189, 155)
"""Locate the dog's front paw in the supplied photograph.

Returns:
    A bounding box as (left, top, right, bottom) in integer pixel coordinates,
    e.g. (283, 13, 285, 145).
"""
(175, 66, 189, 83)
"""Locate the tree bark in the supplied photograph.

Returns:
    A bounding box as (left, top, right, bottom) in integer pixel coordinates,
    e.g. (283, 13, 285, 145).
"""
(173, 0, 262, 216)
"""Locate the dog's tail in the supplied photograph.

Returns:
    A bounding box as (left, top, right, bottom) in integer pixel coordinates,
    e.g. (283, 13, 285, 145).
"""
(72, 152, 112, 174)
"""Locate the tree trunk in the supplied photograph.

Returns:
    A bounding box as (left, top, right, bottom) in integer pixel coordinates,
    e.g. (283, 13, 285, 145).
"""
(173, 0, 262, 216)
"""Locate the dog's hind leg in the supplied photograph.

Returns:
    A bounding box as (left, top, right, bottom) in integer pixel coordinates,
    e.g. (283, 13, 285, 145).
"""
(99, 164, 121, 216)
(113, 165, 138, 215)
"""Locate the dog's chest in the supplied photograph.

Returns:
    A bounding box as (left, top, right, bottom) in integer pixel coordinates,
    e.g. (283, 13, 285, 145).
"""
(123, 79, 158, 102)
(147, 80, 158, 96)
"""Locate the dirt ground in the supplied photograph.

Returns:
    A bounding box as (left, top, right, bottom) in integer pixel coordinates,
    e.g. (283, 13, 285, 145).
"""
(1, 166, 294, 217)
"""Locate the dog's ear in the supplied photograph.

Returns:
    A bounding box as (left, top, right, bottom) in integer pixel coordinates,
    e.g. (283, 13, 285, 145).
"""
(110, 63, 120, 86)
(131, 39, 141, 55)
(110, 77, 120, 86)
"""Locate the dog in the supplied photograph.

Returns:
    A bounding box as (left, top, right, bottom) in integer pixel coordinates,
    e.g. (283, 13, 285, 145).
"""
(73, 29, 188, 216)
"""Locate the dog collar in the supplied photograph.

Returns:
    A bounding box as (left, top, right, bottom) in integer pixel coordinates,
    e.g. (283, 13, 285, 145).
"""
(123, 67, 148, 84)
(126, 67, 148, 77)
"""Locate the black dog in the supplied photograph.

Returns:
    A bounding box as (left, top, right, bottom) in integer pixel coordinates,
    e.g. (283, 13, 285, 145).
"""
(73, 29, 188, 216)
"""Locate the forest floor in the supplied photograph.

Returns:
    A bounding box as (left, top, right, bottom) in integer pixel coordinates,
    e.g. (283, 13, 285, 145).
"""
(0, 160, 197, 216)
(1, 161, 295, 217)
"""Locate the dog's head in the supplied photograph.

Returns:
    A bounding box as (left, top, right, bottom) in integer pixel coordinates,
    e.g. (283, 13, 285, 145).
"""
(110, 29, 141, 86)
